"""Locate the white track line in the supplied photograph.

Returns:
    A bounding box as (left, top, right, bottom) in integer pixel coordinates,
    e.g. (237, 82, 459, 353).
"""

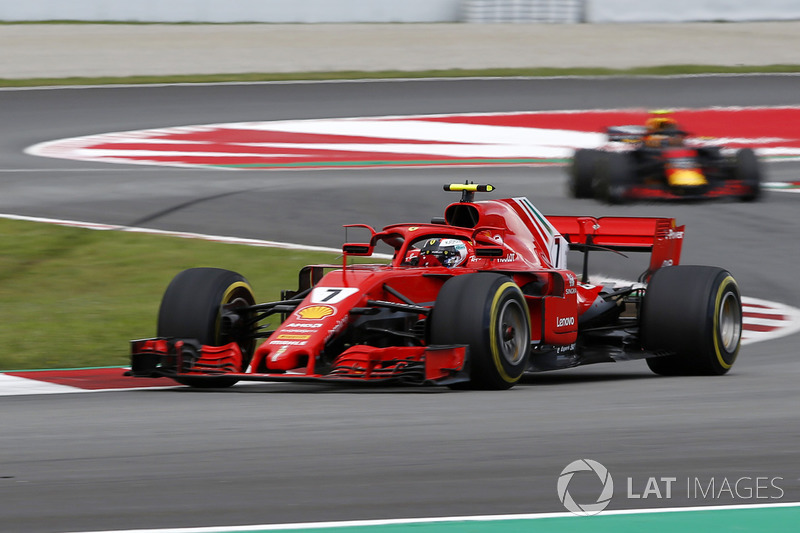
(0, 213, 342, 254)
(0, 213, 395, 257)
(63, 501, 800, 533)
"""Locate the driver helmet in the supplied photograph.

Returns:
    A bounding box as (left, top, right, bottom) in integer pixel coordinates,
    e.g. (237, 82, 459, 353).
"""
(419, 238, 470, 268)
(646, 111, 679, 133)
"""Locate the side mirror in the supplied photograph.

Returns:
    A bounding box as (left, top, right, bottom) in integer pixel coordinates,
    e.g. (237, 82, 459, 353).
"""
(474, 246, 505, 258)
(342, 243, 373, 256)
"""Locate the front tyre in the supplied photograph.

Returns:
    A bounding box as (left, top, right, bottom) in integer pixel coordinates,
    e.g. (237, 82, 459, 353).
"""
(568, 149, 601, 199)
(430, 273, 531, 390)
(642, 266, 742, 376)
(734, 148, 762, 202)
(597, 152, 633, 204)
(157, 267, 256, 388)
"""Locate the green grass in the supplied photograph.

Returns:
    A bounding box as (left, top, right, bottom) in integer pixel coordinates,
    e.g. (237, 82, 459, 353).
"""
(0, 218, 361, 370)
(2, 64, 800, 88)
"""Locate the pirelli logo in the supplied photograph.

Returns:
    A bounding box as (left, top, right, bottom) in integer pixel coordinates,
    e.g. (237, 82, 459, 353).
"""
(276, 334, 312, 340)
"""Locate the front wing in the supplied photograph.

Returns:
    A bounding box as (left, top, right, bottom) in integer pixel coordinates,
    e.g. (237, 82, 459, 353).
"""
(623, 179, 755, 201)
(128, 338, 469, 386)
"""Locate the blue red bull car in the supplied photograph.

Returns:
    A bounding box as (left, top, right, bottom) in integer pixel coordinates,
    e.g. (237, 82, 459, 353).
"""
(568, 113, 762, 203)
(129, 183, 743, 390)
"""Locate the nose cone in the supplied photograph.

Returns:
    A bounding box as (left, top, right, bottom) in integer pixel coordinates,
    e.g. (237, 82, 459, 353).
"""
(669, 169, 707, 187)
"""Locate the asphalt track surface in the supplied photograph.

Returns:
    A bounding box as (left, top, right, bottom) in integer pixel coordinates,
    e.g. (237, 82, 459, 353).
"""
(1, 76, 799, 532)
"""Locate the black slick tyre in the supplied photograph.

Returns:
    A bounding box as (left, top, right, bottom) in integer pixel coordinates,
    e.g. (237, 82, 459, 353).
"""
(642, 266, 742, 376)
(430, 273, 531, 390)
(734, 148, 762, 202)
(597, 152, 633, 204)
(157, 267, 256, 388)
(568, 148, 600, 199)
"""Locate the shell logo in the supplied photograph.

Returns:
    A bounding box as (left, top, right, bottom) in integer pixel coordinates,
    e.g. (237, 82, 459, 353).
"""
(296, 305, 335, 320)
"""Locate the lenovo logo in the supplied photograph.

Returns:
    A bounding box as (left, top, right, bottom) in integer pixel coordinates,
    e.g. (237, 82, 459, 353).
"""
(557, 316, 575, 328)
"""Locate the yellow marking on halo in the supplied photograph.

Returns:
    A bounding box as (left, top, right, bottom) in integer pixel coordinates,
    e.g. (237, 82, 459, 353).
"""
(446, 183, 494, 192)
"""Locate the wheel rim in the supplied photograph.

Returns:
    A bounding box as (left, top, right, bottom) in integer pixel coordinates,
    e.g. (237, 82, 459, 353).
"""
(718, 292, 742, 352)
(497, 299, 528, 365)
(218, 286, 256, 357)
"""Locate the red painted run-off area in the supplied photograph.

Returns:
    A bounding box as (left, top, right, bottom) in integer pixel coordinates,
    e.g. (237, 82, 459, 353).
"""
(3, 368, 168, 390)
(422, 108, 798, 138)
(38, 107, 800, 169)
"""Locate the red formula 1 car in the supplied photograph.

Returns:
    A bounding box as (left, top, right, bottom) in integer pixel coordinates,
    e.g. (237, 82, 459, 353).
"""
(568, 114, 762, 203)
(129, 184, 743, 390)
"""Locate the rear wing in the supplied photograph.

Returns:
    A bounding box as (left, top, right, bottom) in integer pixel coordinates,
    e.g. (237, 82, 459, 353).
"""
(546, 216, 684, 281)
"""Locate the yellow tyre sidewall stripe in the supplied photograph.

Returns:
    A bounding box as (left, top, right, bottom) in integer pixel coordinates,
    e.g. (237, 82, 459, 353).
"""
(489, 281, 530, 383)
(215, 281, 254, 344)
(713, 275, 740, 370)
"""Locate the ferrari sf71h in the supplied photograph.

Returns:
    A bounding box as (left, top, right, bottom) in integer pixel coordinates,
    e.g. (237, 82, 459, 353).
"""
(567, 115, 762, 203)
(129, 184, 743, 390)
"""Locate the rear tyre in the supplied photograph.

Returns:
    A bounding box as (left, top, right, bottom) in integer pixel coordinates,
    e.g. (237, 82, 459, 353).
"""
(158, 267, 256, 388)
(597, 152, 633, 204)
(568, 149, 600, 199)
(735, 148, 762, 202)
(430, 273, 531, 390)
(642, 266, 742, 376)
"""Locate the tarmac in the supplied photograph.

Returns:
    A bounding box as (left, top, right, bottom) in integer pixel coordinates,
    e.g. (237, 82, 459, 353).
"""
(2, 22, 800, 78)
